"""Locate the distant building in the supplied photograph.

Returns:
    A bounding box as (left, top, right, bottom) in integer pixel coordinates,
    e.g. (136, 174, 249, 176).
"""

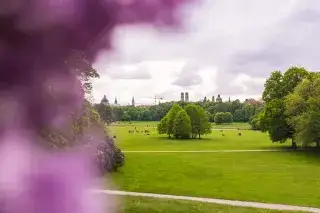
(101, 95, 109, 105)
(132, 97, 135, 106)
(181, 92, 185, 102)
(185, 92, 189, 102)
(216, 94, 222, 102)
(212, 95, 215, 102)
(114, 97, 118, 105)
(244, 98, 261, 106)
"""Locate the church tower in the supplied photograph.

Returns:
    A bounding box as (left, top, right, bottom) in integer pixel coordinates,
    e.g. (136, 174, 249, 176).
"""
(185, 92, 189, 102)
(180, 92, 185, 102)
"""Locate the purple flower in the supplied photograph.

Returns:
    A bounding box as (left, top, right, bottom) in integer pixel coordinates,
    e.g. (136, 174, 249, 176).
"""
(0, 133, 106, 213)
(0, 0, 196, 212)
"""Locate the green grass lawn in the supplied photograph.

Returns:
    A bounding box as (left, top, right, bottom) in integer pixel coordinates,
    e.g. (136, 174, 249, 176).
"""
(111, 151, 320, 208)
(119, 197, 300, 213)
(109, 123, 288, 151)
(110, 121, 251, 129)
(108, 121, 320, 211)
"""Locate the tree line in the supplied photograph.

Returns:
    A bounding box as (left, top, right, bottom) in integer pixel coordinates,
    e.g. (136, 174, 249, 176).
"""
(249, 66, 320, 148)
(95, 97, 263, 125)
(157, 103, 212, 139)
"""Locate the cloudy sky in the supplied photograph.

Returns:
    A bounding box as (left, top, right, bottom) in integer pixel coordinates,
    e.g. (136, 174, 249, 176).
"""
(92, 0, 320, 105)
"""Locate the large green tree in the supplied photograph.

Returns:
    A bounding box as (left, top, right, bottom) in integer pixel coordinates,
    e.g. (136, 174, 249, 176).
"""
(197, 106, 212, 138)
(166, 104, 183, 137)
(173, 110, 191, 139)
(185, 104, 211, 138)
(157, 115, 168, 135)
(285, 76, 320, 147)
(261, 66, 310, 147)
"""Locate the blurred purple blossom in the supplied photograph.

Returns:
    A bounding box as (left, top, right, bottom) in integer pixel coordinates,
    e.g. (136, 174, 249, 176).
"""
(0, 0, 195, 212)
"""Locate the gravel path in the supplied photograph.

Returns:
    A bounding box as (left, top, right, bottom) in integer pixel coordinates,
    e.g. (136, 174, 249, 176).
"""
(93, 189, 320, 213)
(122, 149, 310, 153)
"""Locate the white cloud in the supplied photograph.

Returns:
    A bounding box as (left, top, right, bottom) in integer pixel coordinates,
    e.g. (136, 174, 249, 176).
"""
(92, 0, 320, 104)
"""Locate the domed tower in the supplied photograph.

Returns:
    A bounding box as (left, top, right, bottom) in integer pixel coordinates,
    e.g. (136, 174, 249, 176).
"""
(185, 92, 189, 102)
(216, 94, 222, 103)
(180, 92, 185, 102)
(101, 95, 109, 105)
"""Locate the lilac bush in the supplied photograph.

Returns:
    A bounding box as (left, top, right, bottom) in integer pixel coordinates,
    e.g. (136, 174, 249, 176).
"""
(0, 0, 194, 212)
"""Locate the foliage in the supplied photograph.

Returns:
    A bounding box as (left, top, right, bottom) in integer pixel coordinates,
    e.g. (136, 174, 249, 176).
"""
(285, 77, 320, 147)
(214, 112, 233, 124)
(173, 110, 192, 139)
(185, 104, 200, 138)
(95, 103, 113, 124)
(95, 97, 263, 125)
(185, 104, 211, 138)
(96, 137, 125, 173)
(261, 66, 310, 145)
(214, 112, 224, 124)
(197, 106, 212, 138)
(157, 116, 168, 135)
(166, 104, 183, 137)
(65, 50, 100, 95)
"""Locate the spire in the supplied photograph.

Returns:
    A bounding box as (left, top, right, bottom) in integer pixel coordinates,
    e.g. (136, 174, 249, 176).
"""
(132, 96, 135, 106)
(229, 96, 231, 102)
(115, 97, 118, 105)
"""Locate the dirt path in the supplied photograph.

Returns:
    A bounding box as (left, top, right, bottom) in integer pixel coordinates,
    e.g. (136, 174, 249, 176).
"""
(93, 190, 320, 213)
(122, 149, 310, 153)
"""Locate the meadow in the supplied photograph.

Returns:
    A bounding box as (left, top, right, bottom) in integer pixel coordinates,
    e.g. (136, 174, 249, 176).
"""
(108, 121, 320, 212)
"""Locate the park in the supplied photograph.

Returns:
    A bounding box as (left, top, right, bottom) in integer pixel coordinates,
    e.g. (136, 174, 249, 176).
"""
(104, 121, 320, 213)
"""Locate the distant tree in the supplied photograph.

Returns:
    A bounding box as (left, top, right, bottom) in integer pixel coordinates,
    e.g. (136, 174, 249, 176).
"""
(94, 103, 113, 124)
(157, 115, 168, 135)
(214, 112, 225, 125)
(233, 109, 246, 122)
(230, 99, 242, 114)
(166, 104, 183, 137)
(122, 111, 131, 121)
(223, 112, 233, 124)
(196, 106, 212, 138)
(173, 110, 191, 139)
(140, 109, 152, 121)
(127, 107, 139, 120)
(249, 111, 264, 130)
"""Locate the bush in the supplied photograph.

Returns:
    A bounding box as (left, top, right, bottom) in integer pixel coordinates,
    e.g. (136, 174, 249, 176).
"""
(95, 136, 125, 174)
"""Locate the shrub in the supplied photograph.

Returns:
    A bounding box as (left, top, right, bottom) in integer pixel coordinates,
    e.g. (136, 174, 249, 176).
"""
(95, 136, 125, 174)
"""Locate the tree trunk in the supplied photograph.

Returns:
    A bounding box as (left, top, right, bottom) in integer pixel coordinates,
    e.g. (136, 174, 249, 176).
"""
(199, 133, 201, 139)
(316, 138, 320, 148)
(292, 138, 297, 150)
